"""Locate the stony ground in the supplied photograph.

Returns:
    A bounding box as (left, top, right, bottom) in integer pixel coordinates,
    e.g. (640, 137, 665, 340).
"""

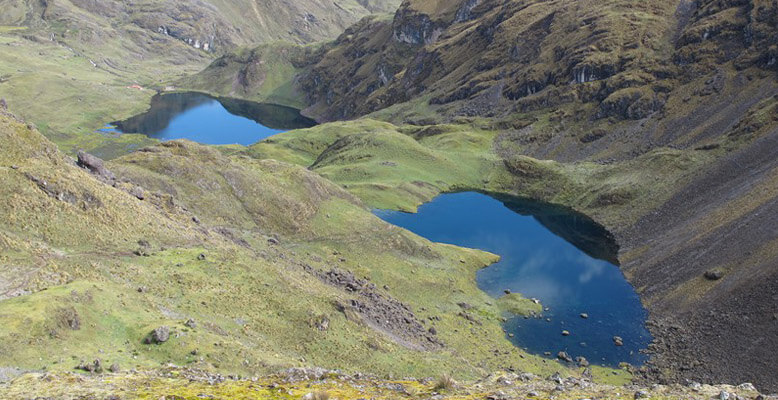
(0, 366, 773, 400)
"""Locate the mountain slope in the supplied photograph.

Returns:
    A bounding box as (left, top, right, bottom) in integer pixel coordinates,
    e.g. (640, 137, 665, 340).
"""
(0, 0, 401, 50)
(0, 0, 401, 157)
(186, 0, 778, 391)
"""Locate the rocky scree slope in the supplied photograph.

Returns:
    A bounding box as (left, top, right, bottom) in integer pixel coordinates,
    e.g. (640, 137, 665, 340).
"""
(188, 0, 778, 391)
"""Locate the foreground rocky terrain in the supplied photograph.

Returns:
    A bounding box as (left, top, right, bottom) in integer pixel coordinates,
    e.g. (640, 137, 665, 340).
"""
(186, 0, 778, 391)
(1, 366, 774, 400)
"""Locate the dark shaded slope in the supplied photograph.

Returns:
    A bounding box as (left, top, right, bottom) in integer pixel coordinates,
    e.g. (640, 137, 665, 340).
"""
(621, 126, 778, 390)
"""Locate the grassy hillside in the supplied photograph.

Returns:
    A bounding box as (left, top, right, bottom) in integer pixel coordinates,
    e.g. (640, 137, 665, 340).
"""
(1, 0, 778, 394)
(0, 0, 401, 158)
(3, 110, 644, 386)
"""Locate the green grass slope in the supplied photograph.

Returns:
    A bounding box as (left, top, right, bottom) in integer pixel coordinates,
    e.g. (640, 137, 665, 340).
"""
(2, 111, 633, 384)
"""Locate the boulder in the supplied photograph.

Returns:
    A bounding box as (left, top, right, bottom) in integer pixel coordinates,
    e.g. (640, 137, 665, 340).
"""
(145, 326, 171, 344)
(557, 351, 573, 362)
(704, 269, 724, 280)
(737, 383, 756, 391)
(129, 186, 145, 200)
(77, 359, 103, 373)
(613, 336, 624, 346)
(76, 151, 115, 182)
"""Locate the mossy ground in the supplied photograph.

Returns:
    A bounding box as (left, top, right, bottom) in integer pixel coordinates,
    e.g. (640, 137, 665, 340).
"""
(496, 294, 542, 317)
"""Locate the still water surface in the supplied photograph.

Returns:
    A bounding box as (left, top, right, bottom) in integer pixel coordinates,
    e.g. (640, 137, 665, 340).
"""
(107, 92, 315, 145)
(376, 192, 651, 366)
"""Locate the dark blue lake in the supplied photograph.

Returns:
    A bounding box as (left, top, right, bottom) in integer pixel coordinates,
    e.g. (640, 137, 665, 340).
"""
(375, 192, 651, 366)
(106, 92, 315, 145)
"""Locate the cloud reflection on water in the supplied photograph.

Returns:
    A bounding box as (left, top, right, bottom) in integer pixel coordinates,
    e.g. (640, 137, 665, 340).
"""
(376, 192, 651, 366)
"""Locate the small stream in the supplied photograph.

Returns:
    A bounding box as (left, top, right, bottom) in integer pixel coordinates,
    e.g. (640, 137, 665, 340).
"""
(376, 192, 652, 366)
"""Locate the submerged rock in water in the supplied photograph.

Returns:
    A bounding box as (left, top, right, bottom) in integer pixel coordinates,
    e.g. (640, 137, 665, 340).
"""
(557, 351, 573, 362)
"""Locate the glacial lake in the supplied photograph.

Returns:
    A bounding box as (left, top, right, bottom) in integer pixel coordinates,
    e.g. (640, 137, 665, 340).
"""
(375, 192, 651, 366)
(106, 92, 316, 145)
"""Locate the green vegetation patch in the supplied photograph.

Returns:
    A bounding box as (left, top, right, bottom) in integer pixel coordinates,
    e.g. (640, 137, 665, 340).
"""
(496, 293, 543, 317)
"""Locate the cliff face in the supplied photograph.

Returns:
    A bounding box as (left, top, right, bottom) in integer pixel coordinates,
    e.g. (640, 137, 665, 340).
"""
(291, 0, 777, 125)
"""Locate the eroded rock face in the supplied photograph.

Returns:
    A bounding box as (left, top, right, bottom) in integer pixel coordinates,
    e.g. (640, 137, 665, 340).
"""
(282, 0, 778, 127)
(315, 267, 443, 350)
(597, 88, 663, 120)
(392, 11, 444, 45)
(454, 0, 482, 23)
